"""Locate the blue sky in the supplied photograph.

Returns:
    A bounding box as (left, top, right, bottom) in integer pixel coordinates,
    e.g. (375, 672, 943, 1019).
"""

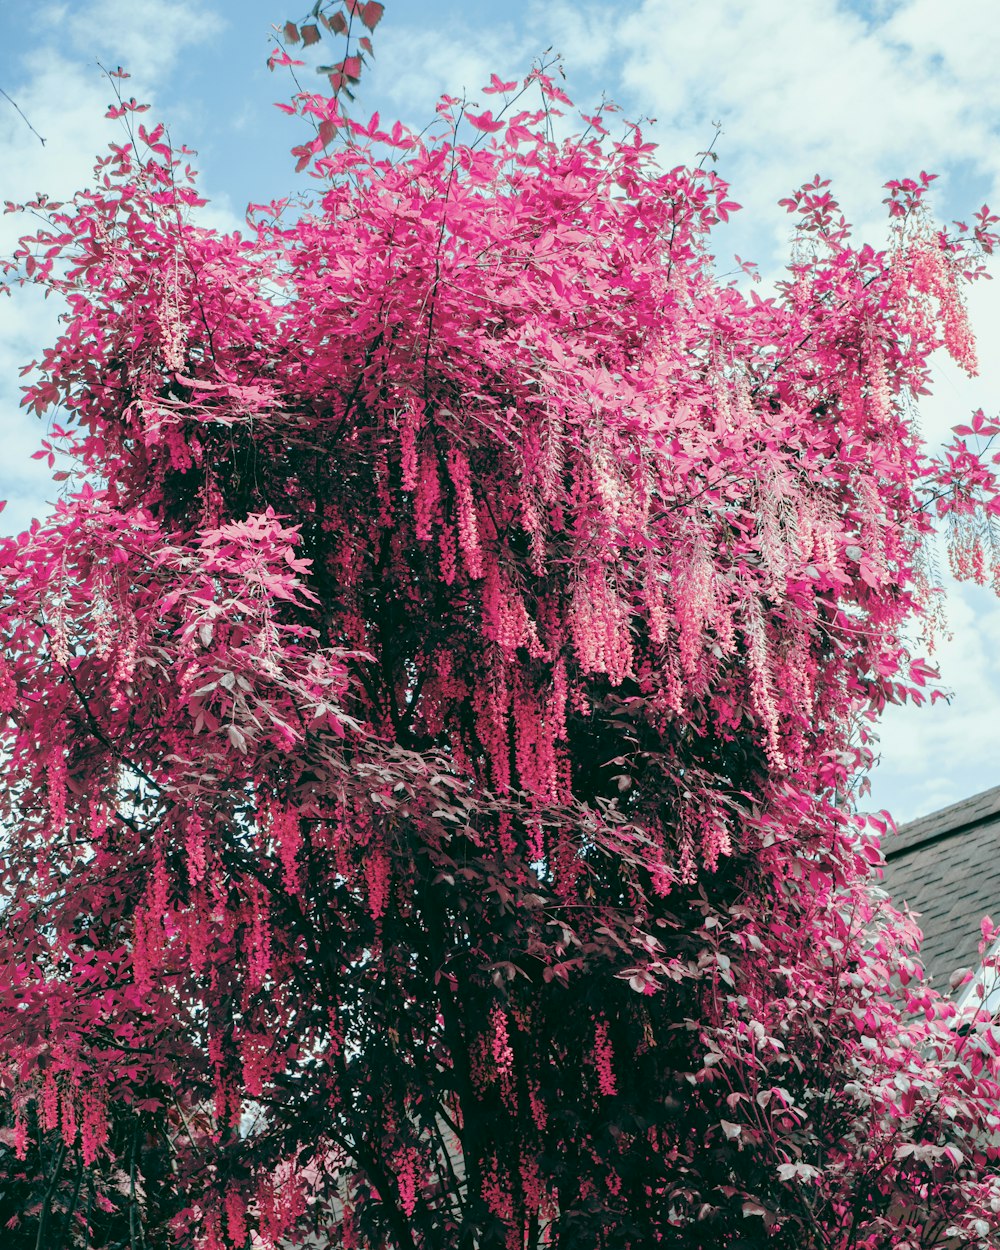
(2, 0, 1000, 824)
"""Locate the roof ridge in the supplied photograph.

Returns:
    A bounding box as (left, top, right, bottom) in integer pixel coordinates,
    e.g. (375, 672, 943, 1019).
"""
(885, 782, 1000, 862)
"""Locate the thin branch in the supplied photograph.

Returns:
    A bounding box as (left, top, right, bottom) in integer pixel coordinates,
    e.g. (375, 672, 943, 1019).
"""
(0, 87, 45, 145)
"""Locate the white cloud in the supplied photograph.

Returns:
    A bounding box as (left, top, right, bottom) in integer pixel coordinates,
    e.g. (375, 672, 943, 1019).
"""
(869, 575, 1000, 823)
(372, 21, 532, 128)
(604, 0, 998, 262)
(63, 0, 223, 87)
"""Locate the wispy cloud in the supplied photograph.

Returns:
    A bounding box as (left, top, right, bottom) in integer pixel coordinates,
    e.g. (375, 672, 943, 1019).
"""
(64, 0, 222, 83)
(872, 575, 1000, 822)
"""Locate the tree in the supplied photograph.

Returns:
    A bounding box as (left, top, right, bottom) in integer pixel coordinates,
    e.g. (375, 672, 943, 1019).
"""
(3, 39, 1000, 1250)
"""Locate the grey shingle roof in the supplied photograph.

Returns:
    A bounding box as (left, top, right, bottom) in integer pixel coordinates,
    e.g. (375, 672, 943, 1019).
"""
(880, 784, 1000, 987)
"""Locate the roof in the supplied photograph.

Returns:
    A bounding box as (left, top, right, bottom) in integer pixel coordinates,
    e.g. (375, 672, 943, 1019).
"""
(880, 784, 1000, 987)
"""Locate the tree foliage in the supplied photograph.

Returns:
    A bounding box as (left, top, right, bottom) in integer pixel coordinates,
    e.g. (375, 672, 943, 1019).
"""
(3, 37, 1000, 1250)
(275, 0, 384, 107)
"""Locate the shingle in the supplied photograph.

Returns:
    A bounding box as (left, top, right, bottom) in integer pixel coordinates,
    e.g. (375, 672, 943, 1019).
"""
(887, 784, 1000, 854)
(880, 785, 1000, 987)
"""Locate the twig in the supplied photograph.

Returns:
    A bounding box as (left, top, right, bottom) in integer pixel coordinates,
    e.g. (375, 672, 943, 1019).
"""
(0, 87, 45, 145)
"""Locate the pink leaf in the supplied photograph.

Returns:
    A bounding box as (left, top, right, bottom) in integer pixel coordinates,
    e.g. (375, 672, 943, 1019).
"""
(466, 110, 505, 134)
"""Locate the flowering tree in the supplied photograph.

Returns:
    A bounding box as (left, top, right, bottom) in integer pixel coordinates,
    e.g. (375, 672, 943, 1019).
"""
(3, 45, 1000, 1250)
